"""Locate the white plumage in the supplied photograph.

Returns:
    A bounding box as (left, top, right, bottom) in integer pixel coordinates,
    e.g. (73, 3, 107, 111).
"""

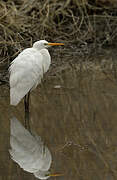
(9, 40, 51, 105)
(9, 117, 52, 179)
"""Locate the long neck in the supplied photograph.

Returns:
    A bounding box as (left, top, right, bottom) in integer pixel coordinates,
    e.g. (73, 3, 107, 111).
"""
(39, 49, 51, 73)
(34, 170, 49, 179)
(33, 46, 44, 51)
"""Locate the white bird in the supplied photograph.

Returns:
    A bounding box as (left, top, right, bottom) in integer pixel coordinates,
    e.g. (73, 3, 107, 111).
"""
(9, 117, 62, 179)
(9, 40, 64, 106)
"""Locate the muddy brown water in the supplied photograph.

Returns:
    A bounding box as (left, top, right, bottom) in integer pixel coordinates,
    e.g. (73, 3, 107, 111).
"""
(1, 55, 117, 180)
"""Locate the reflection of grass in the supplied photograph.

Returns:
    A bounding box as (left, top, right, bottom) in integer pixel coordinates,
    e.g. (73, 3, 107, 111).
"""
(0, 0, 117, 66)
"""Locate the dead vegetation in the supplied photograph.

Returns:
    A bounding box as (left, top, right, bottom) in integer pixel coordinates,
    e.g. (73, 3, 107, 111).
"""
(0, 0, 117, 70)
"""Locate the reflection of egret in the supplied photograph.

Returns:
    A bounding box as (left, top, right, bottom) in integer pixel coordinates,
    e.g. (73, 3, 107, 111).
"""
(9, 117, 62, 179)
(9, 40, 64, 128)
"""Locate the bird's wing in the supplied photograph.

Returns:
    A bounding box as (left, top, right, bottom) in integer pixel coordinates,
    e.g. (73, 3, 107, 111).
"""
(9, 117, 52, 173)
(9, 48, 43, 105)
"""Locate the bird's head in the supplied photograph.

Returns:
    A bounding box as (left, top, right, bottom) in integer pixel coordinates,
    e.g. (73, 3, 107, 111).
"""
(34, 170, 64, 180)
(33, 40, 64, 50)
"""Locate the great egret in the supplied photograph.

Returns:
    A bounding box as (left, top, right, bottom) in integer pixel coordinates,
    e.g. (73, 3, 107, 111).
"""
(9, 40, 64, 106)
(9, 40, 64, 128)
(9, 117, 62, 179)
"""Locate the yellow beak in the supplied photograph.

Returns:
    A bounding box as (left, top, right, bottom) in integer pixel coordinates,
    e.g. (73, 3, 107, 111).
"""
(47, 43, 64, 46)
(48, 173, 64, 177)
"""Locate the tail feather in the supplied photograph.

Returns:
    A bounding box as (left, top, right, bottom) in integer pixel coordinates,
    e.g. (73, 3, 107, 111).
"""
(10, 86, 30, 105)
(10, 89, 22, 105)
(10, 117, 36, 148)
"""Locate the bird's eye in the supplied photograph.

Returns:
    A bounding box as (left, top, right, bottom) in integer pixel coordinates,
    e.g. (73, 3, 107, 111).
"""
(44, 43, 48, 46)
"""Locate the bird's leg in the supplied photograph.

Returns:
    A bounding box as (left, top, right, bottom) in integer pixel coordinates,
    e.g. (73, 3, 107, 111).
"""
(24, 92, 31, 132)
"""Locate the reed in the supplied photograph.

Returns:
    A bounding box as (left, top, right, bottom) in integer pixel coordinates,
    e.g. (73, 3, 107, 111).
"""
(0, 0, 117, 67)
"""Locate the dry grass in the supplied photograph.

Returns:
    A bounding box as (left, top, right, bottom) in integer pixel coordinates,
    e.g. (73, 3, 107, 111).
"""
(0, 0, 117, 68)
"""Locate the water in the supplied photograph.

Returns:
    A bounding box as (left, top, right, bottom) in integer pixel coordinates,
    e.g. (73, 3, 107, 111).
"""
(1, 55, 117, 179)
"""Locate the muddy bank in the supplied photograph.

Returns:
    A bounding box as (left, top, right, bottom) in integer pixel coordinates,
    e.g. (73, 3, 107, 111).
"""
(0, 0, 117, 85)
(0, 0, 117, 68)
